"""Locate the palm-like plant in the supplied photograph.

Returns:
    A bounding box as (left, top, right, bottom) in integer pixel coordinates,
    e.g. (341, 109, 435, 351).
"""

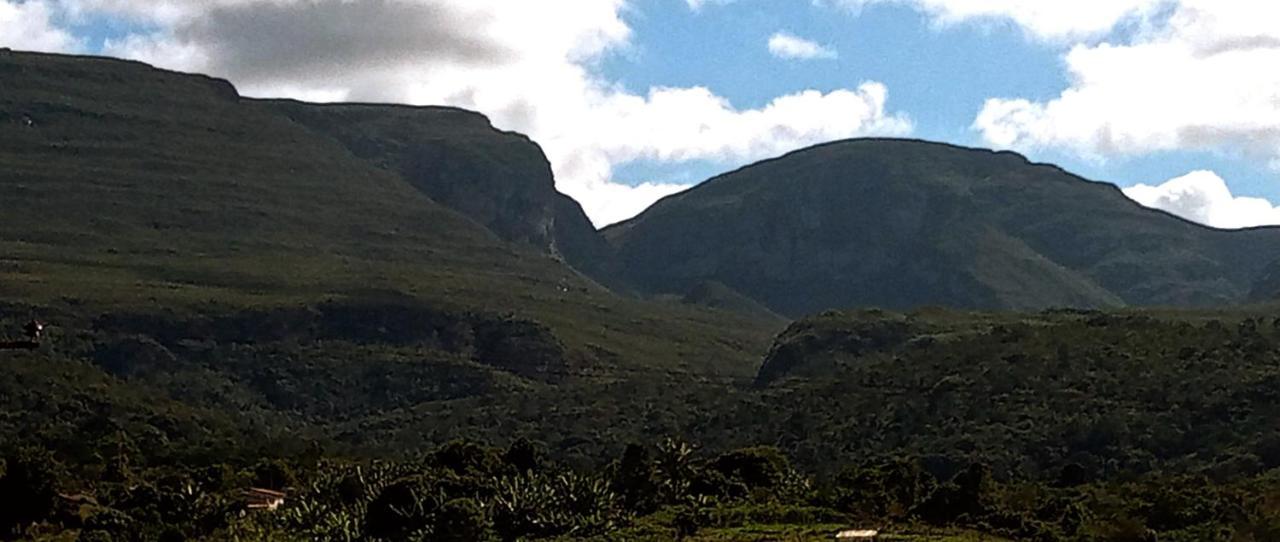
(491, 471, 621, 540)
(655, 438, 696, 504)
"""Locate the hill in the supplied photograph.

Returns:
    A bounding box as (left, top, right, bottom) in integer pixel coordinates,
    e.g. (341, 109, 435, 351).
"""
(0, 49, 775, 376)
(744, 306, 1280, 480)
(604, 139, 1280, 317)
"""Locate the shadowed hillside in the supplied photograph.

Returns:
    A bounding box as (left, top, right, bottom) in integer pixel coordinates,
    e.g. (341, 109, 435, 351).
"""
(262, 100, 629, 290)
(604, 139, 1280, 316)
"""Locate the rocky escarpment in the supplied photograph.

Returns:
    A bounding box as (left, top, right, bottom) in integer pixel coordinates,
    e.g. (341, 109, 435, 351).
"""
(266, 101, 625, 288)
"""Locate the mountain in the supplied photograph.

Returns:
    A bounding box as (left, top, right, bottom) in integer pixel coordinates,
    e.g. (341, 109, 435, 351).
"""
(603, 139, 1280, 317)
(0, 49, 777, 380)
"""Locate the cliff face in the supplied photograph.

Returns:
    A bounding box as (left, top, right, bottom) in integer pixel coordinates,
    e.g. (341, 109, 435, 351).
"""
(605, 139, 1280, 317)
(265, 101, 624, 287)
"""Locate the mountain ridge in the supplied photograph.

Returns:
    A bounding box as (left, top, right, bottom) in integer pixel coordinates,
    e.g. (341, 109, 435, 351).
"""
(611, 136, 1280, 237)
(10, 48, 1280, 325)
(605, 137, 1280, 316)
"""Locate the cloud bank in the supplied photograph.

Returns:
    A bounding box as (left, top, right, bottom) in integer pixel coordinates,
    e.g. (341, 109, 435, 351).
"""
(0, 0, 81, 52)
(963, 1, 1280, 171)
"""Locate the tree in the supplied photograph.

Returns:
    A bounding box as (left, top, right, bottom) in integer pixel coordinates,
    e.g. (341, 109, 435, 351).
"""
(434, 498, 488, 542)
(612, 444, 659, 513)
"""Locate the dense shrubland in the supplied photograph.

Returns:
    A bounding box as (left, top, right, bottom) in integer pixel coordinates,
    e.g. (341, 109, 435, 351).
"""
(9, 302, 1280, 539)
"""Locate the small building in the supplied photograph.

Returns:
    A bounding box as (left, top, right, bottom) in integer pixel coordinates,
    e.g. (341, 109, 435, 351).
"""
(23, 320, 43, 341)
(242, 488, 287, 511)
(835, 529, 879, 540)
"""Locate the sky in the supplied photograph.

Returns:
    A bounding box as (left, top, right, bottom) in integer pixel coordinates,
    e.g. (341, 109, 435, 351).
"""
(3, 0, 1280, 228)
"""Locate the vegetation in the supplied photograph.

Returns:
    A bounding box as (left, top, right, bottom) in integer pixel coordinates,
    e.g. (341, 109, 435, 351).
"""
(9, 302, 1280, 539)
(749, 307, 1280, 481)
(9, 435, 1280, 541)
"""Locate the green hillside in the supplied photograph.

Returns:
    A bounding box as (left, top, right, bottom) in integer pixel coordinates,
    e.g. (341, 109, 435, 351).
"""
(605, 139, 1280, 317)
(0, 50, 776, 378)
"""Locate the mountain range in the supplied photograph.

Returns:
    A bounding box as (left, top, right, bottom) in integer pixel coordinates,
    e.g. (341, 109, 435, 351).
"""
(7, 49, 1280, 323)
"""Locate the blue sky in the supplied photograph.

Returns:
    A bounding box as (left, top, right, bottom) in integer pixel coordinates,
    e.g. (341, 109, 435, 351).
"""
(3, 0, 1279, 227)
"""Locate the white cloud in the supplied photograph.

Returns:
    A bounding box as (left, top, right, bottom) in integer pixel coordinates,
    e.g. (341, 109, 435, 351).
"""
(1123, 170, 1280, 229)
(686, 0, 736, 11)
(574, 181, 692, 228)
(768, 32, 838, 60)
(0, 0, 82, 52)
(822, 0, 1170, 41)
(973, 0, 1280, 168)
(23, 0, 910, 227)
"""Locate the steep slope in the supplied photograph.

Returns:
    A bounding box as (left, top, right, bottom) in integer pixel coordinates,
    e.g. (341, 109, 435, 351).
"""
(263, 101, 627, 288)
(604, 139, 1280, 316)
(0, 50, 775, 379)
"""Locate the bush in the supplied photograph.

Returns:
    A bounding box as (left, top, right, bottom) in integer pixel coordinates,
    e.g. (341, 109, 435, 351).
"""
(434, 498, 489, 542)
(707, 447, 790, 495)
(365, 476, 443, 539)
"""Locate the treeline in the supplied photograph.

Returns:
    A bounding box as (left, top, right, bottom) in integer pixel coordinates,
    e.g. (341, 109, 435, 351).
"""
(5, 438, 1280, 541)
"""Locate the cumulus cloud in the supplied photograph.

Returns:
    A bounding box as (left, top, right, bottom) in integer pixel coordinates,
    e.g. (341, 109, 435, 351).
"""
(5, 0, 911, 226)
(768, 32, 838, 60)
(822, 0, 1170, 41)
(972, 1, 1280, 168)
(0, 0, 82, 52)
(1123, 170, 1280, 229)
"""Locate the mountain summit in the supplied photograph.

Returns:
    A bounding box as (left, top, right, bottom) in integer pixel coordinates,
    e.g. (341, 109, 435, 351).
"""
(604, 139, 1280, 317)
